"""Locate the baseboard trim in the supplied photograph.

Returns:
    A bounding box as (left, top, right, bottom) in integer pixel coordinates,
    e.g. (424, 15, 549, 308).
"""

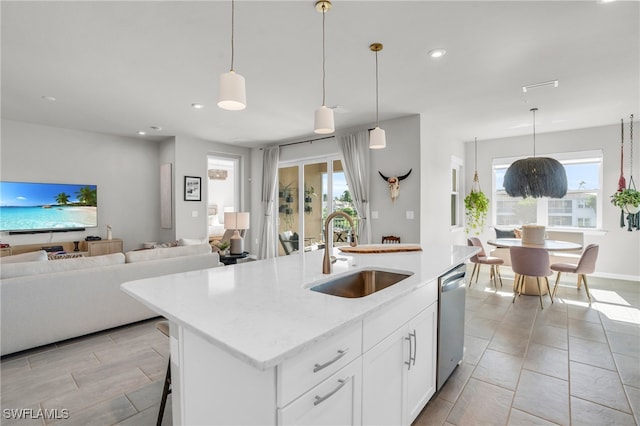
(591, 272, 640, 283)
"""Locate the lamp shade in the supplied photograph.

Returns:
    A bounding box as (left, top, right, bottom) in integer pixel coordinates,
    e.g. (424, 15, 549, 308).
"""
(218, 71, 246, 111)
(224, 212, 250, 230)
(314, 105, 335, 134)
(369, 126, 386, 149)
(236, 212, 250, 230)
(503, 157, 568, 198)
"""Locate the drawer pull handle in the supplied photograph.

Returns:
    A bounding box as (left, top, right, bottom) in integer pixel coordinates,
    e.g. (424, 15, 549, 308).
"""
(313, 349, 348, 373)
(410, 330, 417, 366)
(405, 336, 412, 370)
(313, 378, 350, 406)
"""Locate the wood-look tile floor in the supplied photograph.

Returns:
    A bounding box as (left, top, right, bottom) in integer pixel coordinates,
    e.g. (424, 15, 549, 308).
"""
(1, 266, 638, 425)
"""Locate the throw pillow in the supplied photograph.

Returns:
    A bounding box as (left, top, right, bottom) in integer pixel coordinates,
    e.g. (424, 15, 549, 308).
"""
(0, 250, 48, 264)
(178, 237, 207, 246)
(494, 228, 516, 238)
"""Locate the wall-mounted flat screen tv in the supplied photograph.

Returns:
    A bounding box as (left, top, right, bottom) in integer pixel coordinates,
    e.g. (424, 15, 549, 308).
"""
(0, 181, 98, 233)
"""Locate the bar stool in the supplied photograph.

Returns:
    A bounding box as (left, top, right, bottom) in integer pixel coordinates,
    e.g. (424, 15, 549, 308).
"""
(156, 321, 171, 426)
(510, 246, 554, 309)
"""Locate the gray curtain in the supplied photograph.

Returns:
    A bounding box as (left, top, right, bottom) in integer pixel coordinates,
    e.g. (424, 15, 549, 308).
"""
(258, 146, 280, 259)
(338, 131, 371, 244)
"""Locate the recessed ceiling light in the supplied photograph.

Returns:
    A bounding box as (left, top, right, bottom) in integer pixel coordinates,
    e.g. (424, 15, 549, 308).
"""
(137, 131, 147, 136)
(522, 80, 559, 93)
(191, 103, 205, 109)
(428, 48, 447, 59)
(41, 96, 57, 101)
(150, 126, 163, 131)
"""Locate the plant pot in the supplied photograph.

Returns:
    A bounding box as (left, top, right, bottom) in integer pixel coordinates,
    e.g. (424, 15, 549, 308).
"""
(285, 195, 294, 203)
(304, 205, 312, 214)
(279, 205, 287, 213)
(625, 204, 640, 214)
(305, 196, 313, 203)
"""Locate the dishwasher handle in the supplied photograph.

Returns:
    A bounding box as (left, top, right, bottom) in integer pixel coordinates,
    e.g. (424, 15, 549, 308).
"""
(441, 272, 466, 291)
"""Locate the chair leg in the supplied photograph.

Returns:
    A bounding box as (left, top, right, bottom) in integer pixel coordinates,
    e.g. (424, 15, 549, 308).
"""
(474, 264, 481, 284)
(545, 277, 553, 304)
(536, 277, 544, 309)
(512, 275, 520, 303)
(490, 266, 497, 289)
(469, 263, 478, 287)
(552, 272, 562, 298)
(496, 266, 503, 287)
(581, 274, 593, 305)
(577, 274, 582, 289)
(157, 360, 172, 426)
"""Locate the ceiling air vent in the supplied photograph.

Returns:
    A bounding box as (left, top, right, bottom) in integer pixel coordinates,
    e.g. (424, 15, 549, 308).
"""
(522, 80, 559, 93)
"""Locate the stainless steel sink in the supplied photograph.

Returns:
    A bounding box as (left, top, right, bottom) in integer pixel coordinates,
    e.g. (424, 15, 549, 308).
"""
(310, 269, 413, 298)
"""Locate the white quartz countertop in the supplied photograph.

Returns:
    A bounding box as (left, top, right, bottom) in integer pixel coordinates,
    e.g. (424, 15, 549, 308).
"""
(121, 244, 477, 370)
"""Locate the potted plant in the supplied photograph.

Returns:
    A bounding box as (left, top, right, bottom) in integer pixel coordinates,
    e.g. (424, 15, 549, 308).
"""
(464, 169, 489, 235)
(611, 188, 640, 214)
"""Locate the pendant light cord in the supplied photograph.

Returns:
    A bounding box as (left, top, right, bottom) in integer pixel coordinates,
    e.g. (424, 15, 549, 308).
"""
(532, 108, 537, 157)
(230, 0, 235, 72)
(630, 114, 635, 180)
(321, 4, 327, 106)
(375, 50, 380, 126)
(474, 137, 478, 171)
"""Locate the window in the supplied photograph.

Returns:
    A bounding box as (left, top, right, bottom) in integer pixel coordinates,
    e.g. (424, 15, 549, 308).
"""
(450, 157, 464, 228)
(492, 150, 602, 229)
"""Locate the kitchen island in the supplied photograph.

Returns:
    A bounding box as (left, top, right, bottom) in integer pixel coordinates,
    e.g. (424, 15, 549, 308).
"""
(121, 244, 477, 425)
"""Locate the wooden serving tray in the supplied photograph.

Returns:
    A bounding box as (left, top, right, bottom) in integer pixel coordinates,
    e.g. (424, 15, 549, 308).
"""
(338, 244, 422, 254)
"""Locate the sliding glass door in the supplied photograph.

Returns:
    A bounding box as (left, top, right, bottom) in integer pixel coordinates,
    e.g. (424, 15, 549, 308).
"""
(277, 158, 356, 256)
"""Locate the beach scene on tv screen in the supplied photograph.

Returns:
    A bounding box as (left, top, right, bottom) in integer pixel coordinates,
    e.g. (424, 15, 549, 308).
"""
(0, 182, 97, 231)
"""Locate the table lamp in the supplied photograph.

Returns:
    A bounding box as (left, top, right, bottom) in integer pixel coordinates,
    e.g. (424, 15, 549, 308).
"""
(225, 212, 250, 255)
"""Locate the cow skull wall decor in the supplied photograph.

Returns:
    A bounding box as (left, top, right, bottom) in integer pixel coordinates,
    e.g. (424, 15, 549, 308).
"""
(379, 169, 412, 202)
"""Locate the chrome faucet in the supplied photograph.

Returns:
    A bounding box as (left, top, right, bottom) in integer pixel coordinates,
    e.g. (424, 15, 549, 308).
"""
(323, 211, 358, 274)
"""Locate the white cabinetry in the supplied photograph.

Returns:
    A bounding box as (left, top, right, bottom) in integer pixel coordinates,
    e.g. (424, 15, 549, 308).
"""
(362, 281, 438, 426)
(278, 358, 361, 426)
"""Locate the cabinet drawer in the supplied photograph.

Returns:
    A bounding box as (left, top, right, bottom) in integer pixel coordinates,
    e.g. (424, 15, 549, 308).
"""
(363, 280, 437, 352)
(278, 357, 362, 426)
(277, 323, 361, 407)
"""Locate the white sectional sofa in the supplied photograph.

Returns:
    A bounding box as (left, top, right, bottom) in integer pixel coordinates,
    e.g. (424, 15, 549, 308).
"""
(0, 243, 221, 356)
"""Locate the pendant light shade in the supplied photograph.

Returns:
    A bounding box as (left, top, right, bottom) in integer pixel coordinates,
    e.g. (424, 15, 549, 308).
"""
(314, 105, 335, 134)
(503, 108, 567, 198)
(218, 0, 246, 111)
(313, 0, 334, 134)
(369, 127, 386, 149)
(369, 43, 386, 149)
(218, 71, 246, 110)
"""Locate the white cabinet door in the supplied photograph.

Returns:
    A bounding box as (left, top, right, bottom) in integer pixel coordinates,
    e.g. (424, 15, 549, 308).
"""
(362, 325, 409, 426)
(278, 358, 362, 426)
(406, 302, 437, 423)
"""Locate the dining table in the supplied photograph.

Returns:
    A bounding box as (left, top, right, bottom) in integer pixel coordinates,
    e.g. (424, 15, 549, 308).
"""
(487, 238, 583, 295)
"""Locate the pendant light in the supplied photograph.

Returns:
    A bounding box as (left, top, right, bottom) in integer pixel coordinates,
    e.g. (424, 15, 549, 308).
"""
(369, 43, 386, 149)
(313, 0, 334, 134)
(504, 108, 567, 198)
(218, 0, 246, 111)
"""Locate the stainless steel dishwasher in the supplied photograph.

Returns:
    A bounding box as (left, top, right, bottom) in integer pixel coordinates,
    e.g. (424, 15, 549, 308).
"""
(436, 263, 467, 391)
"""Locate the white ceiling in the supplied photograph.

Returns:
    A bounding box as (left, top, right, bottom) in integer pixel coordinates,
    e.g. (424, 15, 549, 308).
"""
(2, 1, 639, 148)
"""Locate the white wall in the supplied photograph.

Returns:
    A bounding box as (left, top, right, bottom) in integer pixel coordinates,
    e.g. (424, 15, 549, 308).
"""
(465, 123, 640, 280)
(419, 115, 467, 248)
(250, 115, 422, 253)
(173, 135, 251, 243)
(0, 120, 162, 251)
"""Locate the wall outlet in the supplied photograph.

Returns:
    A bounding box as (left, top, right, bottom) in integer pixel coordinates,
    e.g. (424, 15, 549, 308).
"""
(192, 210, 198, 218)
(406, 211, 414, 220)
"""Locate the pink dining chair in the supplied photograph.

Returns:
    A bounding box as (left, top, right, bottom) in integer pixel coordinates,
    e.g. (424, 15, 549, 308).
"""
(510, 246, 554, 309)
(467, 237, 504, 289)
(550, 244, 599, 304)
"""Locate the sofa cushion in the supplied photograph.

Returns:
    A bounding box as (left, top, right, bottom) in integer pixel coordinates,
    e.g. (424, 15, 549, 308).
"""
(124, 243, 212, 263)
(0, 253, 125, 279)
(0, 250, 48, 264)
(178, 237, 208, 246)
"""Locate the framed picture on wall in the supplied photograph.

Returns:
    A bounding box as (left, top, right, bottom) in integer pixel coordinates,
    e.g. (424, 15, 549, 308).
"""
(184, 176, 201, 201)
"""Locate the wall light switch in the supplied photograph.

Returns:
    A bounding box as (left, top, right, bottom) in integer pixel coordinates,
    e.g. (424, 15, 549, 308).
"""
(192, 210, 198, 218)
(371, 211, 379, 219)
(406, 211, 414, 220)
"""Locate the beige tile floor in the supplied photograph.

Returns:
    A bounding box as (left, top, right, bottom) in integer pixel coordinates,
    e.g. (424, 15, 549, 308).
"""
(1, 266, 638, 425)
